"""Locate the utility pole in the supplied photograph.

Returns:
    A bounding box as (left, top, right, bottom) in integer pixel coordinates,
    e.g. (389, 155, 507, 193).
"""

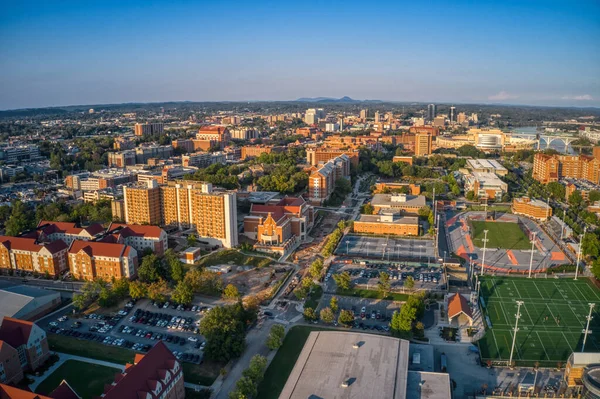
(528, 232, 537, 278)
(582, 303, 595, 352)
(509, 301, 524, 368)
(575, 226, 587, 280)
(560, 209, 565, 241)
(480, 230, 489, 277)
(546, 197, 550, 221)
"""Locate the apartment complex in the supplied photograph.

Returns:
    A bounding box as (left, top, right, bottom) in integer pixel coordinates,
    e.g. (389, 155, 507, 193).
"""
(0, 317, 50, 381)
(105, 223, 168, 256)
(353, 214, 420, 236)
(243, 197, 314, 254)
(0, 145, 42, 164)
(108, 150, 136, 167)
(306, 147, 360, 167)
(68, 240, 138, 280)
(370, 194, 426, 215)
(532, 152, 600, 184)
(0, 237, 68, 276)
(182, 151, 225, 168)
(229, 127, 259, 140)
(241, 145, 284, 160)
(414, 132, 432, 156)
(464, 172, 508, 199)
(64, 169, 137, 191)
(134, 122, 164, 136)
(308, 154, 351, 204)
(122, 180, 238, 248)
(31, 220, 105, 245)
(512, 197, 552, 220)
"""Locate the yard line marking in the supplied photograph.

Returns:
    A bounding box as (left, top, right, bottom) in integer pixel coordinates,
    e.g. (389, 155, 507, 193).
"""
(546, 303, 558, 327)
(532, 281, 544, 299)
(536, 332, 550, 361)
(498, 300, 511, 326)
(561, 331, 574, 352)
(512, 280, 524, 299)
(491, 329, 502, 360)
(581, 282, 600, 301)
(572, 282, 591, 302)
(552, 281, 569, 301)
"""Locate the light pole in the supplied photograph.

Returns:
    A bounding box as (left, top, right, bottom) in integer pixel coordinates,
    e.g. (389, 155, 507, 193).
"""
(509, 301, 524, 368)
(477, 280, 481, 297)
(346, 241, 349, 255)
(469, 256, 473, 285)
(480, 230, 489, 277)
(581, 303, 595, 352)
(575, 226, 587, 280)
(528, 232, 537, 278)
(560, 209, 565, 241)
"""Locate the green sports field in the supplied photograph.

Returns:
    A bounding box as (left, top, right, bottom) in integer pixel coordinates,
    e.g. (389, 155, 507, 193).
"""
(477, 276, 600, 366)
(471, 221, 531, 250)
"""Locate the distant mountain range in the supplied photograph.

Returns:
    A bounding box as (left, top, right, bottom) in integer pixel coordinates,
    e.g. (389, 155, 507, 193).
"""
(294, 96, 383, 104)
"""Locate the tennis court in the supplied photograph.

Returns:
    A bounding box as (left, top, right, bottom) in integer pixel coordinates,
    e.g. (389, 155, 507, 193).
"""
(477, 276, 600, 366)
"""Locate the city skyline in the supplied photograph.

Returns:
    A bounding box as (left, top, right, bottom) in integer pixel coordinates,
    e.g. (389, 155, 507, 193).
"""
(1, 0, 599, 109)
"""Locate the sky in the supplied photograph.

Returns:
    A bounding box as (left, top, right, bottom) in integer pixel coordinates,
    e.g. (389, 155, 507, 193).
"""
(1, 0, 599, 110)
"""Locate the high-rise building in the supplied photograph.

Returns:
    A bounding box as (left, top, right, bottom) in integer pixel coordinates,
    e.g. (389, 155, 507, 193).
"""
(374, 111, 380, 123)
(304, 109, 317, 125)
(457, 112, 467, 124)
(414, 133, 432, 156)
(359, 109, 368, 121)
(427, 104, 437, 121)
(433, 116, 446, 127)
(471, 113, 479, 123)
(134, 122, 164, 137)
(449, 107, 456, 123)
(122, 181, 238, 248)
(308, 155, 351, 204)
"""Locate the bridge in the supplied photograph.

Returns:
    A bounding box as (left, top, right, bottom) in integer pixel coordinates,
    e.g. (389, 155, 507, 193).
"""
(511, 133, 578, 150)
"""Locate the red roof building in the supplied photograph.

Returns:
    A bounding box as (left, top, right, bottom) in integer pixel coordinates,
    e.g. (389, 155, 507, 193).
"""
(0, 317, 50, 373)
(68, 241, 138, 281)
(447, 293, 473, 327)
(32, 221, 105, 245)
(0, 236, 68, 277)
(104, 223, 168, 256)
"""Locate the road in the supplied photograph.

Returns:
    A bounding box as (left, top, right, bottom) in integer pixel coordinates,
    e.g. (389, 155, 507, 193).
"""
(0, 275, 83, 292)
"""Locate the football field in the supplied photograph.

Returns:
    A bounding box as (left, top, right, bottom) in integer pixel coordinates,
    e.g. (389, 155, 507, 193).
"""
(477, 276, 600, 366)
(471, 221, 531, 250)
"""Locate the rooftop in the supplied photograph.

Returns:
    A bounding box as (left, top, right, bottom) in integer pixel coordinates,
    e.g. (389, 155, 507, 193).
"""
(0, 286, 60, 319)
(371, 194, 427, 208)
(406, 371, 451, 399)
(466, 158, 508, 172)
(358, 214, 419, 225)
(467, 171, 507, 187)
(279, 331, 409, 399)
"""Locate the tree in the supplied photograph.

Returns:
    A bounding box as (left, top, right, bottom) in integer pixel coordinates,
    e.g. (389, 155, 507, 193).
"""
(338, 309, 354, 326)
(547, 181, 566, 200)
(330, 296, 339, 313)
(418, 206, 431, 219)
(172, 281, 194, 305)
(129, 280, 147, 300)
(165, 249, 185, 282)
(378, 272, 391, 298)
(229, 376, 255, 399)
(5, 200, 35, 236)
(138, 254, 161, 283)
(582, 233, 600, 258)
(360, 203, 374, 215)
(320, 307, 335, 324)
(200, 303, 250, 362)
(333, 271, 351, 291)
(404, 276, 415, 289)
(72, 293, 86, 310)
(223, 284, 241, 300)
(112, 278, 130, 299)
(589, 190, 600, 203)
(309, 258, 324, 279)
(569, 190, 584, 207)
(303, 307, 317, 321)
(591, 258, 600, 280)
(147, 279, 169, 302)
(229, 354, 268, 399)
(243, 354, 268, 384)
(266, 324, 285, 350)
(98, 287, 118, 307)
(185, 269, 223, 295)
(187, 233, 197, 247)
(466, 191, 476, 201)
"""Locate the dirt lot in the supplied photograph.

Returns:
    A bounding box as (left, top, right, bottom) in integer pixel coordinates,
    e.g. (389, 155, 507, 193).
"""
(221, 265, 292, 298)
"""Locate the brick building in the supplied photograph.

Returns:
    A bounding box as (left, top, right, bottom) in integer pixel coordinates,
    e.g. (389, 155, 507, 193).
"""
(370, 194, 426, 215)
(306, 147, 360, 167)
(533, 152, 600, 184)
(308, 154, 351, 204)
(0, 318, 50, 374)
(353, 214, 420, 236)
(0, 237, 68, 277)
(512, 197, 552, 220)
(134, 122, 164, 137)
(68, 240, 138, 281)
(104, 223, 168, 256)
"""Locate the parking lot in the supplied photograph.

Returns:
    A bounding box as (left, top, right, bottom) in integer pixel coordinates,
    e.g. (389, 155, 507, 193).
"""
(335, 235, 438, 262)
(324, 262, 446, 293)
(43, 299, 211, 364)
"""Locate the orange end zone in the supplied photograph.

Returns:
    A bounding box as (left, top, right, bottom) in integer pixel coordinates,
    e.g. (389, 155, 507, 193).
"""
(465, 234, 475, 253)
(551, 251, 565, 261)
(507, 250, 518, 265)
(456, 245, 468, 259)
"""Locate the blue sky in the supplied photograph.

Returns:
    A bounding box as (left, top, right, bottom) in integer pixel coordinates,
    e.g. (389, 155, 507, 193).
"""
(1, 0, 599, 109)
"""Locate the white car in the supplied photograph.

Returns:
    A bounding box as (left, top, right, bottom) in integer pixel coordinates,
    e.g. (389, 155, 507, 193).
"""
(49, 322, 58, 327)
(188, 336, 198, 342)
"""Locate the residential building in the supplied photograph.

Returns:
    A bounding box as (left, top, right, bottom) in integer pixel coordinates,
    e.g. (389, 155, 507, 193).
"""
(464, 172, 508, 199)
(296, 127, 317, 137)
(427, 104, 436, 121)
(370, 194, 427, 215)
(123, 180, 238, 248)
(360, 109, 368, 121)
(113, 136, 135, 150)
(172, 139, 194, 153)
(409, 126, 440, 136)
(433, 116, 446, 127)
(108, 150, 136, 168)
(182, 151, 225, 168)
(134, 122, 164, 137)
(533, 153, 600, 184)
(0, 237, 68, 277)
(564, 178, 600, 201)
(308, 154, 351, 204)
(112, 199, 125, 221)
(68, 240, 138, 281)
(512, 197, 552, 220)
(414, 132, 432, 156)
(0, 317, 50, 373)
(0, 166, 25, 182)
(105, 223, 168, 256)
(195, 126, 230, 150)
(373, 182, 421, 195)
(353, 213, 420, 236)
(243, 197, 314, 255)
(457, 112, 467, 124)
(392, 156, 413, 165)
(64, 169, 137, 191)
(229, 127, 258, 140)
(241, 145, 284, 160)
(306, 147, 359, 167)
(0, 382, 78, 398)
(0, 145, 42, 164)
(135, 144, 173, 164)
(83, 188, 121, 203)
(0, 285, 61, 320)
(304, 109, 317, 125)
(31, 221, 105, 245)
(0, 341, 22, 384)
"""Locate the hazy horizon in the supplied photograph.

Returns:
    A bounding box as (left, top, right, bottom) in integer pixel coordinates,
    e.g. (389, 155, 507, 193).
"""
(1, 0, 599, 110)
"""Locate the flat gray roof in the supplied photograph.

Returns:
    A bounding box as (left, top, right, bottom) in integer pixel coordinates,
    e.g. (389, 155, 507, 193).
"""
(358, 215, 419, 225)
(406, 371, 451, 399)
(371, 194, 426, 208)
(0, 285, 60, 319)
(279, 331, 410, 399)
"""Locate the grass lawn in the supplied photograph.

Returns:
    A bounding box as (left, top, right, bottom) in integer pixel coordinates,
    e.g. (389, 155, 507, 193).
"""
(36, 360, 118, 398)
(337, 287, 409, 301)
(471, 221, 530, 250)
(304, 285, 323, 309)
(48, 334, 220, 385)
(256, 326, 336, 399)
(197, 249, 273, 268)
(477, 276, 600, 366)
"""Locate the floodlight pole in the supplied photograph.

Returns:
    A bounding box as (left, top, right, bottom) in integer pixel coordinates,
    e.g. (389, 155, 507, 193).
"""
(508, 301, 524, 367)
(581, 303, 595, 352)
(528, 232, 537, 278)
(575, 226, 587, 281)
(477, 280, 481, 297)
(546, 197, 550, 221)
(560, 209, 565, 241)
(480, 230, 489, 277)
(346, 241, 349, 255)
